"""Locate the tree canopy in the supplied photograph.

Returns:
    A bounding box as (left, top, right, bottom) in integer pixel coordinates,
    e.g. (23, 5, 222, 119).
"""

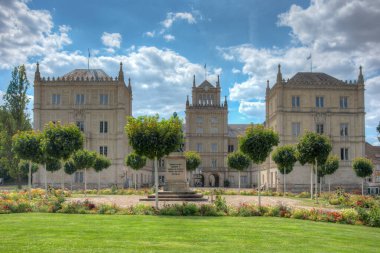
(184, 151, 201, 171)
(239, 124, 279, 164)
(12, 130, 43, 163)
(46, 158, 61, 173)
(296, 132, 332, 166)
(72, 149, 97, 171)
(19, 160, 38, 175)
(94, 155, 111, 173)
(353, 157, 373, 178)
(43, 122, 84, 161)
(321, 155, 339, 176)
(125, 115, 183, 160)
(227, 151, 250, 172)
(272, 145, 297, 175)
(64, 160, 77, 175)
(125, 152, 146, 171)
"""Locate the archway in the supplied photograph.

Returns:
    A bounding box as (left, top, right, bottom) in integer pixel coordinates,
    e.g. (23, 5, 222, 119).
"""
(209, 173, 220, 187)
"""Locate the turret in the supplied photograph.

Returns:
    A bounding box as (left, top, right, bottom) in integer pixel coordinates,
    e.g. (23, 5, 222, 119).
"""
(186, 95, 190, 107)
(193, 75, 196, 87)
(358, 66, 364, 85)
(216, 75, 220, 88)
(34, 62, 41, 82)
(224, 96, 228, 107)
(118, 62, 124, 82)
(128, 77, 132, 93)
(276, 64, 282, 84)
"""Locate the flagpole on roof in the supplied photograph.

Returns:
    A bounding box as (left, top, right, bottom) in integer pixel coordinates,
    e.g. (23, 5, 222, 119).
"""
(88, 48, 90, 70)
(307, 53, 312, 72)
(204, 63, 207, 80)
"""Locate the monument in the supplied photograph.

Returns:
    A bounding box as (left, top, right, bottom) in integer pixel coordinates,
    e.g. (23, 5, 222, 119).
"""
(141, 152, 207, 202)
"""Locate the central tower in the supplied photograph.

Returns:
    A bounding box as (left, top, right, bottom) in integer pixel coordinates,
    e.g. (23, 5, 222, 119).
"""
(185, 75, 228, 187)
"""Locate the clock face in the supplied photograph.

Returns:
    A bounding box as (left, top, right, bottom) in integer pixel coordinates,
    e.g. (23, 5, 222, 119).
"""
(205, 86, 209, 91)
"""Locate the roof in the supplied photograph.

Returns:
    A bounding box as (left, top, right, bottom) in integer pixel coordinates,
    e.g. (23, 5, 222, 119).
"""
(198, 80, 215, 89)
(366, 142, 380, 164)
(228, 124, 249, 137)
(286, 72, 347, 86)
(62, 69, 110, 80)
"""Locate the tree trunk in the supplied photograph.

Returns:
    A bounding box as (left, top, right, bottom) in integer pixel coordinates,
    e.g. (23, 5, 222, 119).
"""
(84, 168, 87, 197)
(98, 172, 101, 194)
(258, 169, 261, 207)
(135, 172, 137, 190)
(61, 168, 64, 190)
(310, 165, 313, 200)
(17, 174, 22, 189)
(51, 172, 54, 189)
(28, 160, 32, 200)
(328, 176, 331, 193)
(315, 160, 318, 204)
(154, 157, 159, 209)
(238, 171, 241, 193)
(71, 175, 73, 191)
(362, 178, 364, 196)
(44, 164, 48, 197)
(283, 172, 286, 196)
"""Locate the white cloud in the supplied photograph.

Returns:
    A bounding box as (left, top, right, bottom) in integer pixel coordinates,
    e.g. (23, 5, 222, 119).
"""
(238, 100, 265, 122)
(161, 12, 196, 28)
(232, 68, 241, 74)
(163, 34, 175, 42)
(0, 90, 5, 106)
(144, 31, 155, 37)
(101, 32, 122, 50)
(0, 0, 72, 69)
(219, 0, 380, 143)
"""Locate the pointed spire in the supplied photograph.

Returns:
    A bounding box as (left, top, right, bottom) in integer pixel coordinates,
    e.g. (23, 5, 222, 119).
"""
(118, 62, 124, 82)
(358, 66, 364, 85)
(34, 62, 41, 81)
(216, 75, 220, 87)
(266, 80, 270, 94)
(186, 95, 190, 107)
(193, 75, 196, 87)
(277, 64, 282, 84)
(224, 96, 228, 107)
(128, 77, 132, 92)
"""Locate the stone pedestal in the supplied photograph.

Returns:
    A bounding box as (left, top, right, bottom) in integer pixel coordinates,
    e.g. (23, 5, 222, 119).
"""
(164, 152, 189, 192)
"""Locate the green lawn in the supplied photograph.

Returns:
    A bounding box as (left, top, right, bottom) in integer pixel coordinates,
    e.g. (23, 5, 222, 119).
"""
(0, 214, 379, 253)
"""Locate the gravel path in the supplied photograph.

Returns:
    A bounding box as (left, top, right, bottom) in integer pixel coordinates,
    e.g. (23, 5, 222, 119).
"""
(68, 194, 334, 210)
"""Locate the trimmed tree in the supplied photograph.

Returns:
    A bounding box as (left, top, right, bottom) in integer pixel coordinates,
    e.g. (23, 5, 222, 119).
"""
(184, 151, 201, 186)
(125, 152, 147, 190)
(227, 151, 251, 192)
(320, 155, 339, 192)
(353, 157, 374, 195)
(296, 132, 332, 201)
(43, 122, 84, 190)
(46, 157, 61, 188)
(125, 115, 183, 208)
(93, 155, 111, 192)
(272, 145, 297, 194)
(72, 149, 97, 194)
(19, 160, 38, 186)
(64, 160, 77, 191)
(12, 130, 43, 199)
(239, 124, 279, 206)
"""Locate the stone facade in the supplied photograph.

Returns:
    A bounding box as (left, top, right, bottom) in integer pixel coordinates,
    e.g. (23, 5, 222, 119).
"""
(33, 63, 152, 188)
(365, 142, 380, 194)
(264, 65, 366, 192)
(183, 76, 254, 187)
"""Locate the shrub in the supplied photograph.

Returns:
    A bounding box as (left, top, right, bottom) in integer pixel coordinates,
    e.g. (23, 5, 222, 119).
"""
(296, 192, 311, 198)
(199, 204, 219, 216)
(97, 204, 119, 214)
(367, 207, 380, 227)
(341, 209, 359, 224)
(214, 195, 228, 213)
(291, 209, 309, 220)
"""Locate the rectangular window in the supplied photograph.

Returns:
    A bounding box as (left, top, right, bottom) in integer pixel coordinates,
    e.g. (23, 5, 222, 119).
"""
(100, 94, 109, 105)
(196, 127, 203, 134)
(52, 94, 61, 105)
(211, 117, 218, 124)
(75, 94, 85, 105)
(292, 96, 300, 108)
(196, 143, 203, 152)
(210, 127, 218, 134)
(292, 122, 301, 137)
(340, 148, 349, 161)
(196, 117, 203, 124)
(211, 143, 217, 152)
(340, 123, 348, 136)
(99, 146, 108, 157)
(76, 121, 84, 132)
(316, 123, 324, 134)
(211, 159, 217, 168)
(228, 145, 234, 153)
(74, 171, 83, 183)
(316, 96, 324, 108)
(100, 121, 108, 133)
(241, 175, 248, 185)
(340, 96, 348, 108)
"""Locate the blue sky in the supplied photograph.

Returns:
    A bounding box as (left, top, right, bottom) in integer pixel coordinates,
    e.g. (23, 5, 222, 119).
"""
(0, 0, 379, 144)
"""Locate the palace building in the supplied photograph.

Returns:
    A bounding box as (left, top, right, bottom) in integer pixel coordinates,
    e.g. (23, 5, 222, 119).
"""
(32, 63, 152, 188)
(263, 65, 365, 191)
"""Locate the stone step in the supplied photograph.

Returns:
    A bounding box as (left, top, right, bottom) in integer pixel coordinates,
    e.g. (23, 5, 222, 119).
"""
(146, 194, 204, 198)
(139, 191, 208, 202)
(140, 198, 208, 202)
